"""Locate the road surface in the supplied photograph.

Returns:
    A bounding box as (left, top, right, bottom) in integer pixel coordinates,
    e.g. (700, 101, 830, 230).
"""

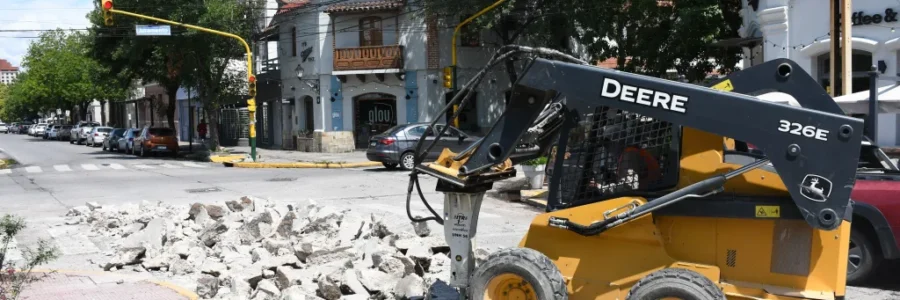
(1, 133, 897, 299)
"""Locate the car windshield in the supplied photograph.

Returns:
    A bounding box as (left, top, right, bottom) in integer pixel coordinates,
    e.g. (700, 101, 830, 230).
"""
(97, 128, 112, 133)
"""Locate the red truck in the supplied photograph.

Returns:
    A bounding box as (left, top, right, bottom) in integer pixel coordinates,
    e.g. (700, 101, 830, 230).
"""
(845, 140, 900, 284)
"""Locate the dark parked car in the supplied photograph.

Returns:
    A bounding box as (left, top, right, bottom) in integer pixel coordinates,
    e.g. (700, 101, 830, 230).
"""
(102, 128, 126, 152)
(366, 123, 479, 170)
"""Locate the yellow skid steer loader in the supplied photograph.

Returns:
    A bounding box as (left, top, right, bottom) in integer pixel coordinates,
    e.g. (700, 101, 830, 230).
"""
(405, 45, 863, 300)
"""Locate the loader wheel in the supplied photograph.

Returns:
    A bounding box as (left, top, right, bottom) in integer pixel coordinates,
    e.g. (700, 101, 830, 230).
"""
(847, 226, 880, 285)
(626, 268, 724, 300)
(470, 247, 568, 300)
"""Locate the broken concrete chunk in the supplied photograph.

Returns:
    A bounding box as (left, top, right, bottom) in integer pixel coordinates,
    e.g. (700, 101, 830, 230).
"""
(263, 238, 292, 255)
(255, 278, 281, 299)
(205, 205, 227, 219)
(199, 221, 230, 247)
(263, 269, 275, 279)
(86, 202, 103, 211)
(375, 253, 415, 278)
(370, 215, 393, 239)
(194, 206, 212, 227)
(411, 220, 431, 237)
(196, 274, 219, 299)
(251, 247, 271, 263)
(104, 247, 145, 270)
(341, 269, 370, 297)
(306, 245, 359, 265)
(201, 260, 228, 277)
(393, 274, 426, 299)
(189, 203, 206, 219)
(67, 206, 90, 217)
(274, 266, 305, 290)
(337, 215, 365, 245)
(356, 269, 397, 295)
(316, 273, 343, 300)
(279, 286, 324, 300)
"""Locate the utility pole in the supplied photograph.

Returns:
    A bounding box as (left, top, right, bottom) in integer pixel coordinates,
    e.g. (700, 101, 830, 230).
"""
(829, 0, 853, 96)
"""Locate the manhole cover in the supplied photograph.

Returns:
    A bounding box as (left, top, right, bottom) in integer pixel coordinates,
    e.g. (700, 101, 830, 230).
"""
(266, 178, 297, 182)
(185, 187, 221, 193)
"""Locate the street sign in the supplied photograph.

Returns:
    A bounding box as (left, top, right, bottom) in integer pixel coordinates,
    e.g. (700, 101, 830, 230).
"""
(135, 25, 171, 36)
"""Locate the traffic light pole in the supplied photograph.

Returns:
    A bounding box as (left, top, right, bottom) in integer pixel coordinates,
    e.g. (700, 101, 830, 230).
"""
(448, 0, 506, 128)
(104, 4, 258, 162)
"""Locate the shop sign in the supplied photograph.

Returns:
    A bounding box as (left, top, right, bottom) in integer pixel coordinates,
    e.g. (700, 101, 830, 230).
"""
(851, 9, 899, 26)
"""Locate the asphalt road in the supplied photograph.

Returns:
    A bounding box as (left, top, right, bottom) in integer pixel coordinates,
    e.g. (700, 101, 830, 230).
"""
(1, 132, 897, 299)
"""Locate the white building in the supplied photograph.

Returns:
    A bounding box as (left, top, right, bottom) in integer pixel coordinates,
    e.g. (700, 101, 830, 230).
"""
(0, 59, 19, 85)
(739, 0, 900, 145)
(260, 0, 521, 152)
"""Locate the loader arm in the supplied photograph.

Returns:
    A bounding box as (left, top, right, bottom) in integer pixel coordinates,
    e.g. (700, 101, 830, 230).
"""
(433, 58, 863, 231)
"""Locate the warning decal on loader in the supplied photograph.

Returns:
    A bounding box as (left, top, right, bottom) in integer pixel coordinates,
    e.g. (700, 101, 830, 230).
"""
(711, 79, 734, 92)
(755, 206, 781, 218)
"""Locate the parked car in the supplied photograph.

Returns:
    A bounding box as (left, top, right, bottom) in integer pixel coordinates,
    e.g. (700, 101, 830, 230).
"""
(47, 125, 63, 140)
(86, 126, 113, 147)
(43, 124, 59, 139)
(366, 123, 480, 170)
(0, 123, 8, 134)
(57, 125, 74, 140)
(118, 128, 140, 154)
(102, 128, 126, 151)
(70, 121, 100, 145)
(133, 127, 178, 157)
(15, 123, 32, 134)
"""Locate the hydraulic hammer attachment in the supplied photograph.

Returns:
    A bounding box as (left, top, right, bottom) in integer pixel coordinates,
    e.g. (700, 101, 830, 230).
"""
(405, 46, 864, 298)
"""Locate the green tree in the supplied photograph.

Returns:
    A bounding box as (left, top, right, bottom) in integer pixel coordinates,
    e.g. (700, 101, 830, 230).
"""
(425, 0, 744, 83)
(87, 0, 260, 149)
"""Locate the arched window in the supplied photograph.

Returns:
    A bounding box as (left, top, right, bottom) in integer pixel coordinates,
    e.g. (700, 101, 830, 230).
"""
(359, 16, 383, 47)
(816, 50, 873, 94)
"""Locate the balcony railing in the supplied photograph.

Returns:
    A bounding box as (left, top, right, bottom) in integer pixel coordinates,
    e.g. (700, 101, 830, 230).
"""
(333, 45, 403, 72)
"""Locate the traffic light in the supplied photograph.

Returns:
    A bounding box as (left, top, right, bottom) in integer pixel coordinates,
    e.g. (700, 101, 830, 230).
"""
(442, 66, 455, 89)
(248, 75, 257, 98)
(102, 0, 113, 26)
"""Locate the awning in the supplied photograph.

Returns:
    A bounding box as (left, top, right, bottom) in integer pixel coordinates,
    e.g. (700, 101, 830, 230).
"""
(753, 84, 900, 114)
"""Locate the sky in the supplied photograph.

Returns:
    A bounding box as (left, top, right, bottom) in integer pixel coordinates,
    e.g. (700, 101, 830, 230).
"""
(0, 0, 93, 69)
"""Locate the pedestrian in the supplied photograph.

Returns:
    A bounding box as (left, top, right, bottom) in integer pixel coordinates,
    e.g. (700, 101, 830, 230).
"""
(197, 119, 208, 142)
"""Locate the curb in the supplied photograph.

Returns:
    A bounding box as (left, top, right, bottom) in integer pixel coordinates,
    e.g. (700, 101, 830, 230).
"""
(28, 269, 199, 300)
(224, 161, 382, 169)
(520, 189, 549, 209)
(209, 154, 248, 163)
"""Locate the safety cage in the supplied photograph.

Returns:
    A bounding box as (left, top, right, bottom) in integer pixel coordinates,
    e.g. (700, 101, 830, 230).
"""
(545, 105, 682, 210)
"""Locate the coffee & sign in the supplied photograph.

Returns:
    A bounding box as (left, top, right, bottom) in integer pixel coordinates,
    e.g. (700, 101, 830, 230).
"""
(850, 8, 899, 26)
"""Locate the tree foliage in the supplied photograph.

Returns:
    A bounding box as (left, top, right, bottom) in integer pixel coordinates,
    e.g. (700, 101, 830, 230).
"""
(86, 0, 260, 148)
(425, 0, 744, 83)
(0, 30, 126, 122)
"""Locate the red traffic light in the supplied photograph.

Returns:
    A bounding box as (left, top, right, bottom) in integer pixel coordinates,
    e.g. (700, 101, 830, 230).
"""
(248, 76, 256, 83)
(103, 0, 112, 10)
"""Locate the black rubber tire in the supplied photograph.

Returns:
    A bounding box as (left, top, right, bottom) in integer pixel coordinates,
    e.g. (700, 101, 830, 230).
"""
(400, 151, 416, 170)
(470, 247, 568, 300)
(847, 227, 881, 285)
(382, 162, 398, 169)
(626, 268, 725, 300)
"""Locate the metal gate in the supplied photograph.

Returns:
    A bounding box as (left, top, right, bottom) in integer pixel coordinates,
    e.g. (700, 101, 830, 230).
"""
(219, 108, 249, 147)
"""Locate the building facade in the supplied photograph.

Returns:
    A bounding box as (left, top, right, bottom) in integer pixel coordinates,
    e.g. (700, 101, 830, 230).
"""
(740, 0, 900, 145)
(0, 59, 19, 85)
(260, 0, 522, 152)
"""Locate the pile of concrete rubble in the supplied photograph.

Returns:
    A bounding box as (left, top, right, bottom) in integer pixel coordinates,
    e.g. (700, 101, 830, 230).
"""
(64, 196, 483, 300)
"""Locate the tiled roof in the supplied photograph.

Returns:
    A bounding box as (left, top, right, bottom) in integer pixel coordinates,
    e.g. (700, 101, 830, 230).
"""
(276, 0, 310, 16)
(0, 59, 18, 71)
(324, 0, 404, 14)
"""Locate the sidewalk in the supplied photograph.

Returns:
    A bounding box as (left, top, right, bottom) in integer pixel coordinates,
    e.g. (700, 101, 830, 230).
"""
(224, 146, 370, 163)
(17, 270, 195, 300)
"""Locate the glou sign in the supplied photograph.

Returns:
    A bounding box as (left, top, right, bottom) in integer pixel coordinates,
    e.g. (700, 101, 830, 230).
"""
(850, 8, 899, 26)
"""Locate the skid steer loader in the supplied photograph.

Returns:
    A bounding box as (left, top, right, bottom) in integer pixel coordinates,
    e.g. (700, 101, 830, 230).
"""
(405, 45, 864, 300)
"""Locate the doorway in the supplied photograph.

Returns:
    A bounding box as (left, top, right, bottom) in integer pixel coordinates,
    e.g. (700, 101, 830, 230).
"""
(303, 96, 314, 131)
(353, 93, 397, 149)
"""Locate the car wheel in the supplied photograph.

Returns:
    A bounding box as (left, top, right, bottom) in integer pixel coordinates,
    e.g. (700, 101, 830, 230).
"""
(847, 227, 882, 285)
(400, 152, 416, 170)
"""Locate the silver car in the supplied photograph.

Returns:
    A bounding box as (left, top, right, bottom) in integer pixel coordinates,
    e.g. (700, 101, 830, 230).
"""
(47, 125, 63, 140)
(0, 123, 8, 133)
(117, 128, 141, 154)
(70, 122, 100, 145)
(86, 126, 113, 147)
